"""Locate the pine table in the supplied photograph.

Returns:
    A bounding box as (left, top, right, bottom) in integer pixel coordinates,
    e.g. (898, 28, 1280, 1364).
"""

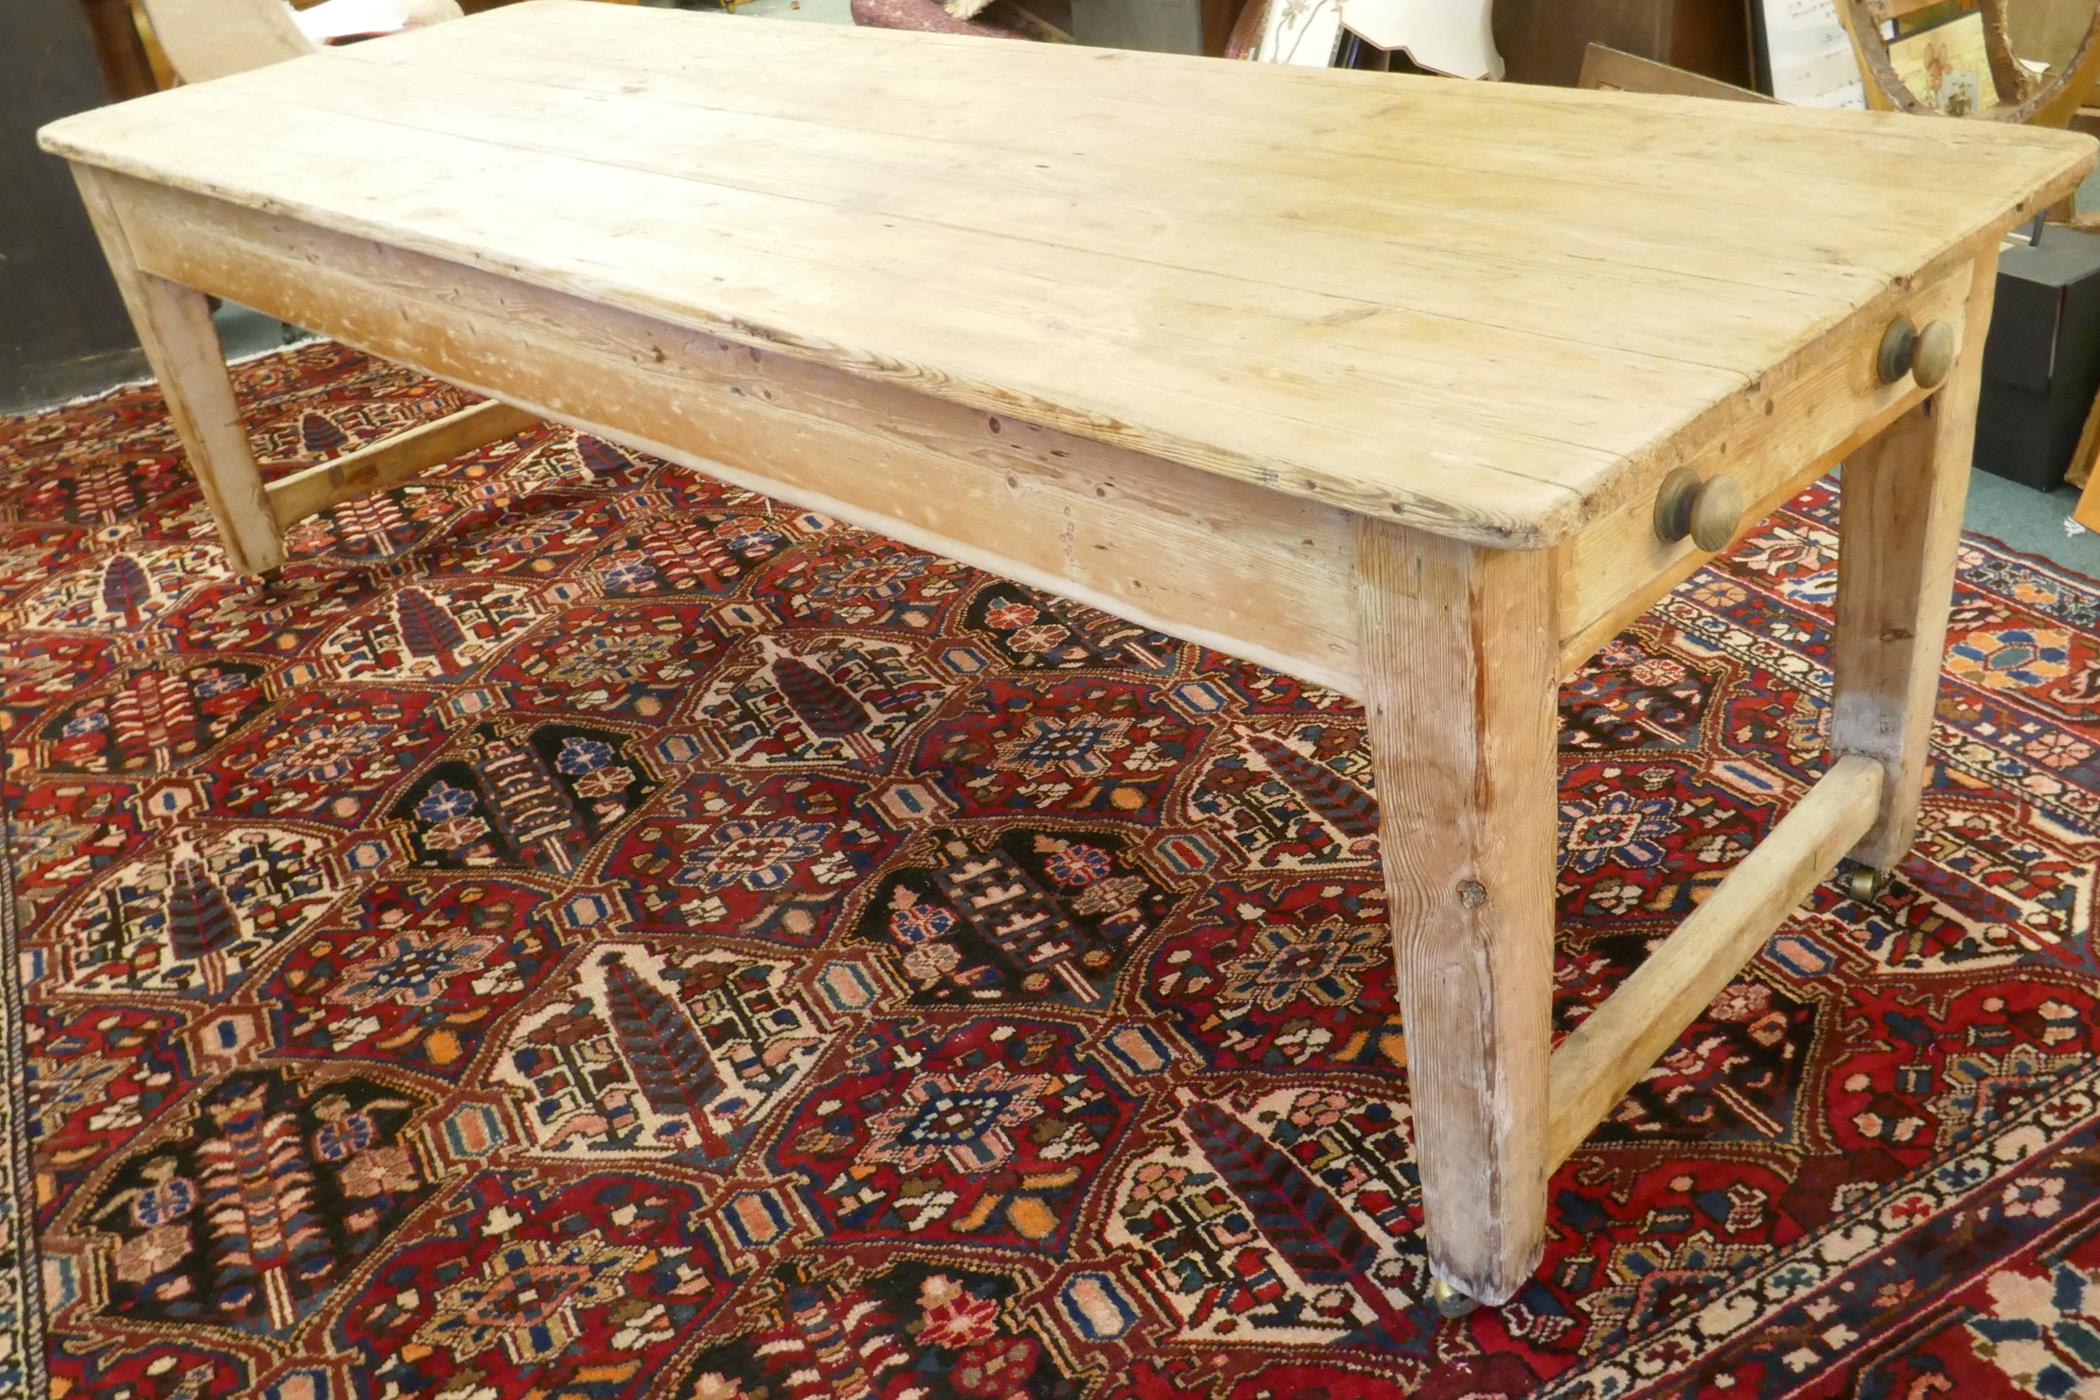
(41, 1, 2095, 1313)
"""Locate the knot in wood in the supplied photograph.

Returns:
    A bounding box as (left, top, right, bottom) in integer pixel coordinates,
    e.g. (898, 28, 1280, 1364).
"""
(1456, 880, 1488, 909)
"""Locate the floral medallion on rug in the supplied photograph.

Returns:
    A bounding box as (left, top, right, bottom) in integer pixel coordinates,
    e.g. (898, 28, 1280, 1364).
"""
(3, 341, 2099, 1399)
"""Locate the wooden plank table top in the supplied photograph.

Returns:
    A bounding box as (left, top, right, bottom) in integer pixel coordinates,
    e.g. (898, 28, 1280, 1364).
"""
(38, 2, 2098, 1317)
(40, 0, 2091, 546)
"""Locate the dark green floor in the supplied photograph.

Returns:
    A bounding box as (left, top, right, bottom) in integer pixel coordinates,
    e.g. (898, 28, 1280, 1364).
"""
(1960, 468, 2100, 577)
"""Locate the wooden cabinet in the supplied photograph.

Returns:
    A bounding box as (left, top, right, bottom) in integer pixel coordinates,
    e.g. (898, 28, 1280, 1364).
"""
(1494, 0, 1754, 88)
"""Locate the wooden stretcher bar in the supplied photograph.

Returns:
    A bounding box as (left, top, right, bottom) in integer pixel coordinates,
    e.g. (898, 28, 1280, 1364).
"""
(1546, 756, 1884, 1167)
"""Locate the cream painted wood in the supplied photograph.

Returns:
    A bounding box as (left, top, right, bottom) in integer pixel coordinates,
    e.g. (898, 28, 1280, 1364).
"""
(135, 0, 314, 84)
(135, 0, 467, 85)
(41, 6, 2090, 1310)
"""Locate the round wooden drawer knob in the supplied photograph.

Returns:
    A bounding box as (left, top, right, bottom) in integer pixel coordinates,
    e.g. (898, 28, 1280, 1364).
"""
(1653, 467, 1745, 552)
(1878, 315, 1958, 390)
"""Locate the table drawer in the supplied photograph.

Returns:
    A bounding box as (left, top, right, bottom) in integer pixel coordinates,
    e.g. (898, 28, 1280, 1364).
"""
(1556, 258, 1980, 669)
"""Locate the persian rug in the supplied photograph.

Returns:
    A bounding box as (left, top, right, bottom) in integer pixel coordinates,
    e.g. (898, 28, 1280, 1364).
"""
(3, 341, 2099, 1400)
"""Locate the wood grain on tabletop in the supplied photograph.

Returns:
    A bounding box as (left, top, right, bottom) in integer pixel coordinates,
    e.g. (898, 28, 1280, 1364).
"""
(38, 1, 2096, 545)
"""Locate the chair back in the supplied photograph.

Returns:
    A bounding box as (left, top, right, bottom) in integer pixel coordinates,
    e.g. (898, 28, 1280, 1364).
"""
(1578, 43, 1779, 103)
(135, 0, 316, 83)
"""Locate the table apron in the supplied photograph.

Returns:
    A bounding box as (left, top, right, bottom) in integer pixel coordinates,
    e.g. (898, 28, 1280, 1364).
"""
(100, 171, 1986, 693)
(107, 173, 1372, 694)
(1557, 262, 1975, 664)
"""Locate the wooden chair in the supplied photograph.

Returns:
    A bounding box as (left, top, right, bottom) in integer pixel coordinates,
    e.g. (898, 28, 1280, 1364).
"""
(1837, 0, 2100, 127)
(136, 0, 318, 82)
(133, 0, 467, 84)
(1577, 42, 1778, 102)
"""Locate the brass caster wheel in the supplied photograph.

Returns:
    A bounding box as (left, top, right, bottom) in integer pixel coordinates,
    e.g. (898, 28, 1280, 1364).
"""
(1844, 865, 1892, 904)
(1428, 1278, 1480, 1319)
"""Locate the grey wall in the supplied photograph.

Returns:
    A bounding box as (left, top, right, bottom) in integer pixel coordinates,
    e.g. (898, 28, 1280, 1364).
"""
(1, 2, 146, 412)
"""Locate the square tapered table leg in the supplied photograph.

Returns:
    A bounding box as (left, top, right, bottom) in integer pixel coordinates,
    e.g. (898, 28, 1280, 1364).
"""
(74, 166, 286, 578)
(1833, 247, 1999, 884)
(1356, 520, 1558, 1308)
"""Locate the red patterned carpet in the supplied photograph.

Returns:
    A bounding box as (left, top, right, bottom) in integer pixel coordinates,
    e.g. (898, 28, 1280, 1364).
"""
(5, 342, 2100, 1399)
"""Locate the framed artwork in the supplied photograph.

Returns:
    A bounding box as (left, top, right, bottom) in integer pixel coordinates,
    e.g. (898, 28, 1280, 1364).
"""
(1756, 0, 1868, 105)
(1886, 10, 1992, 113)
